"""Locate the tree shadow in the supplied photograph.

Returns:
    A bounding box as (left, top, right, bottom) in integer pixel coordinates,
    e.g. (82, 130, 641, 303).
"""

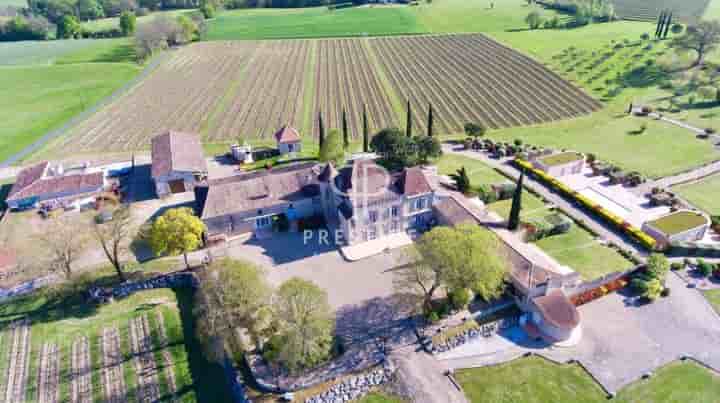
(88, 43, 138, 64)
(173, 287, 234, 402)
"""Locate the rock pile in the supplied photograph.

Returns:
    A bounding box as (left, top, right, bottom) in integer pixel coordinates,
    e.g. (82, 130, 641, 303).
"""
(304, 363, 394, 403)
(429, 327, 482, 354)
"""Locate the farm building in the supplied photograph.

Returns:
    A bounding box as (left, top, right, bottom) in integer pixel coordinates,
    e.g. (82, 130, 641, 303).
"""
(432, 195, 583, 346)
(642, 210, 710, 248)
(5, 161, 106, 211)
(532, 152, 585, 177)
(194, 162, 324, 242)
(151, 131, 208, 197)
(274, 126, 302, 155)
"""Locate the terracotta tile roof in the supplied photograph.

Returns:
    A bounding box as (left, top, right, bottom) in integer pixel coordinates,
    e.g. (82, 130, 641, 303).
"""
(433, 196, 479, 226)
(532, 290, 580, 330)
(151, 131, 207, 178)
(274, 126, 301, 144)
(7, 170, 104, 202)
(400, 167, 433, 197)
(197, 163, 321, 220)
(7, 161, 48, 200)
(0, 248, 16, 272)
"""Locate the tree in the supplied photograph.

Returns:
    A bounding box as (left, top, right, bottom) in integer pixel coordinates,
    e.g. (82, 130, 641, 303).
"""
(427, 103, 434, 137)
(56, 14, 80, 38)
(78, 0, 104, 21)
(119, 10, 136, 36)
(362, 104, 369, 153)
(405, 99, 412, 138)
(450, 166, 471, 194)
(663, 12, 672, 38)
(414, 135, 442, 164)
(149, 207, 205, 269)
(319, 128, 345, 167)
(38, 217, 88, 279)
(271, 278, 334, 372)
(508, 172, 523, 230)
(195, 258, 272, 360)
(342, 108, 349, 150)
(646, 253, 669, 285)
(670, 20, 720, 67)
(671, 23, 684, 35)
(642, 278, 664, 301)
(200, 2, 215, 19)
(464, 122, 485, 139)
(175, 14, 197, 43)
(525, 10, 542, 30)
(318, 111, 325, 150)
(371, 127, 416, 168)
(93, 204, 133, 281)
(394, 224, 508, 313)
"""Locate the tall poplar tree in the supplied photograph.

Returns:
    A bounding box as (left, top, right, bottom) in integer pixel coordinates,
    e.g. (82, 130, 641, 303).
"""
(318, 112, 325, 150)
(427, 103, 434, 137)
(508, 173, 524, 231)
(342, 108, 349, 150)
(406, 99, 412, 138)
(362, 104, 369, 153)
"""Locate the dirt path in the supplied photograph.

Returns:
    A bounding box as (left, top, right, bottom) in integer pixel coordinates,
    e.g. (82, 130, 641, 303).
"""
(70, 336, 92, 403)
(101, 327, 126, 403)
(37, 343, 60, 403)
(390, 346, 468, 403)
(3, 319, 30, 403)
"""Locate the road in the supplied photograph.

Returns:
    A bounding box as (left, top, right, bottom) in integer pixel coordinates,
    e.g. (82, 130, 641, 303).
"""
(444, 145, 648, 260)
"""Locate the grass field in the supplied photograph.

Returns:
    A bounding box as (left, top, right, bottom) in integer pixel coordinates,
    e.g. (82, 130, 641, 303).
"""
(0, 0, 26, 6)
(707, 0, 720, 19)
(436, 154, 509, 186)
(704, 290, 720, 313)
(81, 9, 195, 33)
(457, 356, 720, 403)
(673, 174, 720, 214)
(357, 392, 406, 403)
(206, 0, 562, 40)
(0, 62, 140, 164)
(0, 38, 141, 165)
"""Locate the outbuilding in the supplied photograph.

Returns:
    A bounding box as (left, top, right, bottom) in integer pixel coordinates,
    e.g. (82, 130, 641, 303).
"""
(532, 151, 585, 177)
(274, 126, 302, 155)
(642, 210, 710, 248)
(151, 131, 208, 197)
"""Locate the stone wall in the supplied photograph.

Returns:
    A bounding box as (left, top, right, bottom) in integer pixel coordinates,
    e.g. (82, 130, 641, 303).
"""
(304, 362, 395, 403)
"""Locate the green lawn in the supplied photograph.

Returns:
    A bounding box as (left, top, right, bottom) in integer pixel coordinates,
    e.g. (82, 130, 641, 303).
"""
(535, 224, 634, 280)
(457, 356, 720, 403)
(704, 289, 720, 313)
(0, 62, 140, 164)
(357, 392, 406, 403)
(81, 9, 196, 33)
(206, 0, 562, 40)
(674, 174, 720, 215)
(436, 154, 509, 186)
(0, 39, 122, 66)
(486, 190, 547, 219)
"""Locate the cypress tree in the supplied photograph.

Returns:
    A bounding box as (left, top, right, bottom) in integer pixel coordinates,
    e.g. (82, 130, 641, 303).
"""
(508, 172, 524, 231)
(342, 108, 349, 150)
(663, 12, 672, 38)
(427, 103, 434, 137)
(655, 11, 664, 38)
(405, 99, 412, 138)
(318, 112, 325, 150)
(362, 104, 369, 153)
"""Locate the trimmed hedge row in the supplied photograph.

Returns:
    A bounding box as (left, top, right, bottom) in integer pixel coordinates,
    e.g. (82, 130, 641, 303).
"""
(515, 159, 658, 251)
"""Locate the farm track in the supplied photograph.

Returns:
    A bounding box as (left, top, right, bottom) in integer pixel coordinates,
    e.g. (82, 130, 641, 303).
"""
(55, 34, 602, 154)
(155, 311, 177, 400)
(37, 343, 60, 403)
(101, 327, 126, 403)
(70, 337, 92, 403)
(130, 315, 161, 403)
(3, 319, 30, 403)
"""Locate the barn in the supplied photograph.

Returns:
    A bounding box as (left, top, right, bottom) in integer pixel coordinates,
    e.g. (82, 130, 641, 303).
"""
(151, 131, 208, 198)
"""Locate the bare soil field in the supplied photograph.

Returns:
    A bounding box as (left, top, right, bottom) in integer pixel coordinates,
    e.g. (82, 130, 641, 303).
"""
(52, 34, 601, 154)
(610, 0, 711, 22)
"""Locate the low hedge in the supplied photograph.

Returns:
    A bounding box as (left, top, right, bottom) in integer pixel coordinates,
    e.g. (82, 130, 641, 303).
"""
(515, 159, 658, 251)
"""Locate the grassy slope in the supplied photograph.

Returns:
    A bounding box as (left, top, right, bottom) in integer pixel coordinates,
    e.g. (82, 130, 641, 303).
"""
(81, 9, 196, 33)
(206, 0, 561, 40)
(704, 289, 720, 313)
(206, 6, 423, 40)
(488, 22, 720, 178)
(457, 356, 720, 403)
(0, 39, 141, 164)
(357, 392, 406, 403)
(706, 0, 720, 20)
(673, 175, 720, 214)
(0, 39, 121, 66)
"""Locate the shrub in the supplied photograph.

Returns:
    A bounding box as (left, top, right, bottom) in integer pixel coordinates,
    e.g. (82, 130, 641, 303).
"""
(427, 311, 440, 323)
(450, 288, 471, 310)
(698, 260, 713, 277)
(640, 33, 650, 40)
(670, 262, 683, 271)
(660, 287, 671, 297)
(631, 278, 649, 293)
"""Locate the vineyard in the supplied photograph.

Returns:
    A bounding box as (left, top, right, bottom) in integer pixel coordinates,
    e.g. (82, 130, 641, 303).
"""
(54, 34, 601, 154)
(0, 289, 202, 403)
(610, 0, 711, 22)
